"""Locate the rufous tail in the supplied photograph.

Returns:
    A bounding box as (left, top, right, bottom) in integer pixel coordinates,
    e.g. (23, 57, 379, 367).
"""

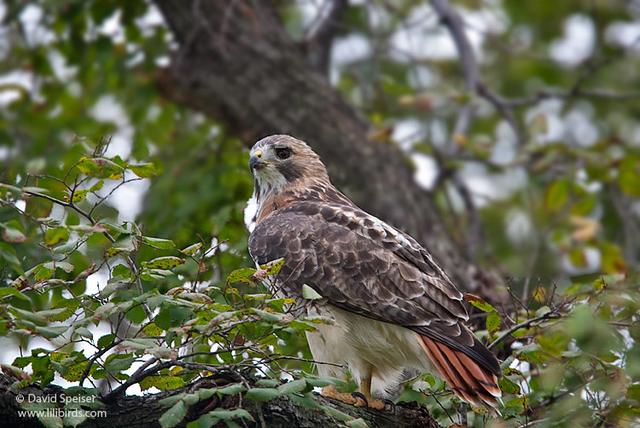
(419, 335, 502, 411)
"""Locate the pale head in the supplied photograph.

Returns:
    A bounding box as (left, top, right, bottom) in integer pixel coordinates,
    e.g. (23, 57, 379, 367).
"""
(249, 135, 330, 202)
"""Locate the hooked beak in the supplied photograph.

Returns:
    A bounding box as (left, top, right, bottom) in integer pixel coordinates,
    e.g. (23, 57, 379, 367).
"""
(249, 155, 265, 171)
(249, 149, 265, 171)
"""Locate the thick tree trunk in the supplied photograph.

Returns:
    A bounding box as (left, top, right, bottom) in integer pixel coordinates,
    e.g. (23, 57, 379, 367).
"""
(0, 374, 440, 428)
(152, 0, 506, 302)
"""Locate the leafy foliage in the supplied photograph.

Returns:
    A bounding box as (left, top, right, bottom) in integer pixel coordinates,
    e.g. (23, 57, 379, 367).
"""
(1, 1, 640, 427)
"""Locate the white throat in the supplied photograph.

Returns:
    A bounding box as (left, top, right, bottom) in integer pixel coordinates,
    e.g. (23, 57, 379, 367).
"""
(244, 170, 288, 232)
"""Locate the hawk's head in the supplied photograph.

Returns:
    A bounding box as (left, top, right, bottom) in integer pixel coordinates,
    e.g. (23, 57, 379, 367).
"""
(249, 135, 329, 199)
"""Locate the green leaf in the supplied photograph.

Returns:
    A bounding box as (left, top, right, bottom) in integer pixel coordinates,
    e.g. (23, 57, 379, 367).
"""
(206, 409, 254, 422)
(302, 284, 322, 300)
(464, 293, 496, 313)
(245, 387, 281, 401)
(0, 242, 22, 271)
(180, 242, 203, 256)
(303, 375, 337, 388)
(71, 189, 89, 203)
(129, 162, 159, 178)
(104, 354, 135, 373)
(544, 179, 570, 212)
(106, 235, 138, 256)
(499, 376, 521, 395)
(277, 379, 307, 395)
(261, 258, 285, 276)
(0, 287, 29, 301)
(44, 227, 70, 246)
(42, 261, 74, 273)
(142, 236, 176, 250)
(226, 267, 256, 284)
(97, 334, 116, 348)
(32, 264, 54, 281)
(217, 384, 246, 395)
(139, 375, 186, 391)
(502, 396, 525, 418)
(255, 379, 279, 388)
(159, 400, 187, 428)
(35, 325, 68, 338)
(76, 157, 124, 180)
(618, 157, 640, 196)
(486, 311, 501, 335)
(143, 256, 184, 269)
(90, 180, 105, 192)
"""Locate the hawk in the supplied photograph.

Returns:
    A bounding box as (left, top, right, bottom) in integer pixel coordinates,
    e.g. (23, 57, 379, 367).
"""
(247, 135, 501, 410)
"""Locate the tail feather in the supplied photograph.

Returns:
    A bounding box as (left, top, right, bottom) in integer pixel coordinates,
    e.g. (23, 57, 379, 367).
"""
(418, 335, 501, 410)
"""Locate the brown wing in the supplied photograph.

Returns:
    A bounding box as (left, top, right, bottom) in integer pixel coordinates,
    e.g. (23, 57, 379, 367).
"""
(249, 200, 500, 378)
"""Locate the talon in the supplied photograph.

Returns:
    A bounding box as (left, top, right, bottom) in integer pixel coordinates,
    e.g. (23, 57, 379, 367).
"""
(383, 399, 396, 413)
(321, 385, 357, 405)
(351, 391, 368, 407)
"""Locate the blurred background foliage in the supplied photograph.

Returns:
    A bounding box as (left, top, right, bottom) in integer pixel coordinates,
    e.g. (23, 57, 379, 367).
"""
(0, 0, 639, 427)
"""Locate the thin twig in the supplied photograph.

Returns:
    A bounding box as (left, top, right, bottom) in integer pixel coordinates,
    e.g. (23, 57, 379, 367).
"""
(488, 310, 563, 350)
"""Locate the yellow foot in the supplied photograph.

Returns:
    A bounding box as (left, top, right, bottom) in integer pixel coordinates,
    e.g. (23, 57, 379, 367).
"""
(321, 385, 358, 405)
(352, 393, 386, 410)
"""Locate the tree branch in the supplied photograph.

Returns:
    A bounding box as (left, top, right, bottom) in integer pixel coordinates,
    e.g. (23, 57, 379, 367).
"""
(152, 0, 509, 304)
(488, 310, 562, 351)
(430, 0, 521, 144)
(0, 373, 441, 427)
(304, 0, 349, 75)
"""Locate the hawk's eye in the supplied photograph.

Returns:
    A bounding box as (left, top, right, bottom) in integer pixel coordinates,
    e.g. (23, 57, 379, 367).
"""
(275, 147, 292, 160)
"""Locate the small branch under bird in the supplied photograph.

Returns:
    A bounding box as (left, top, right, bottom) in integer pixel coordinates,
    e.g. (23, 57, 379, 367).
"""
(246, 135, 501, 412)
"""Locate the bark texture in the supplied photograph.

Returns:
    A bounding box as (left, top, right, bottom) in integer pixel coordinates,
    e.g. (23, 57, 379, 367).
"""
(152, 0, 507, 302)
(0, 374, 440, 428)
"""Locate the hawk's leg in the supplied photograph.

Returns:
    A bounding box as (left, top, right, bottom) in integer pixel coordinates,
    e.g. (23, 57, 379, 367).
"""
(320, 385, 358, 405)
(353, 367, 386, 410)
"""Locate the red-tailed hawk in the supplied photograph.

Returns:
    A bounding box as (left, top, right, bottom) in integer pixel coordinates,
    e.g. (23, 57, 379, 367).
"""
(247, 135, 501, 411)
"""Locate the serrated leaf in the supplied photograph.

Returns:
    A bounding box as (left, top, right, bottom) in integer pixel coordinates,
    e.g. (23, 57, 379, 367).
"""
(129, 162, 159, 178)
(104, 354, 135, 373)
(226, 267, 256, 284)
(71, 189, 89, 203)
(44, 227, 70, 246)
(180, 242, 203, 256)
(159, 400, 187, 428)
(217, 384, 246, 395)
(106, 235, 138, 257)
(245, 387, 281, 401)
(278, 379, 307, 395)
(42, 261, 74, 273)
(142, 236, 175, 250)
(97, 334, 116, 348)
(251, 308, 286, 323)
(207, 409, 254, 422)
(255, 379, 279, 388)
(76, 157, 124, 180)
(90, 180, 104, 192)
(143, 256, 184, 270)
(139, 375, 185, 391)
(35, 325, 68, 338)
